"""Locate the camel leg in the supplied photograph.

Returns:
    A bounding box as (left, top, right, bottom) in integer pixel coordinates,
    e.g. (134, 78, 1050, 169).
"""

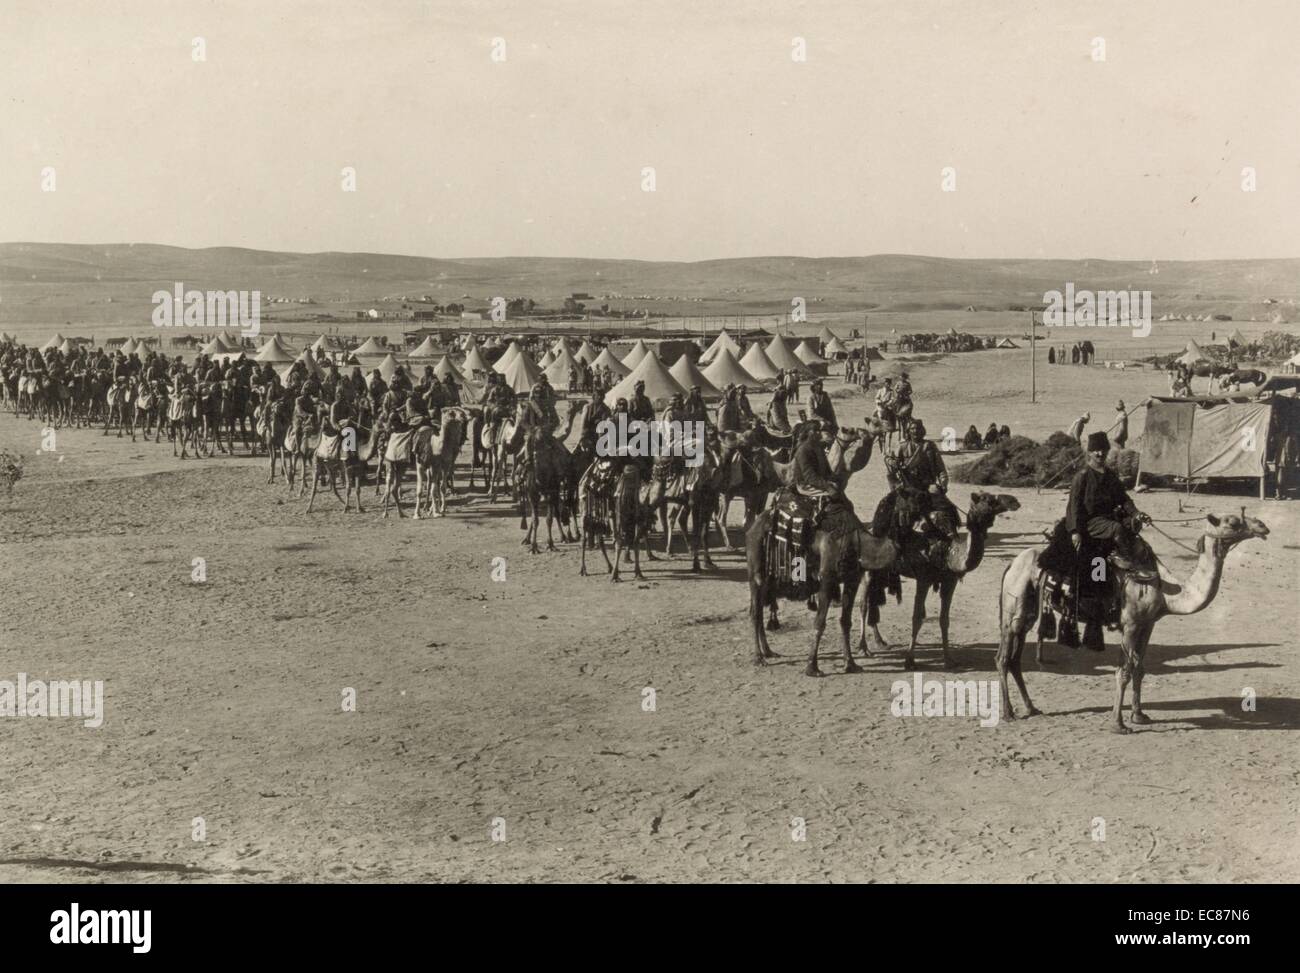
(840, 581, 863, 673)
(859, 573, 894, 653)
(632, 526, 647, 581)
(529, 496, 541, 554)
(306, 462, 321, 513)
(938, 575, 958, 669)
(1129, 621, 1154, 726)
(544, 494, 556, 551)
(331, 463, 346, 510)
(750, 580, 775, 665)
(1110, 624, 1138, 733)
(610, 532, 623, 582)
(904, 582, 926, 670)
(414, 463, 425, 519)
(805, 586, 831, 677)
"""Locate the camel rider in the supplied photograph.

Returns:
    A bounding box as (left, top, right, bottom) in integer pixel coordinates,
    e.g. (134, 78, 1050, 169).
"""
(683, 385, 708, 426)
(766, 385, 792, 435)
(1065, 430, 1154, 650)
(716, 385, 745, 435)
(368, 368, 388, 409)
(808, 378, 837, 432)
(582, 389, 612, 450)
(291, 388, 315, 439)
(629, 380, 655, 424)
(520, 384, 560, 441)
(349, 366, 367, 402)
(658, 392, 689, 462)
(1067, 431, 1152, 570)
(737, 385, 755, 423)
(872, 418, 957, 542)
(792, 420, 840, 502)
(424, 376, 448, 423)
(441, 372, 458, 404)
(534, 374, 560, 430)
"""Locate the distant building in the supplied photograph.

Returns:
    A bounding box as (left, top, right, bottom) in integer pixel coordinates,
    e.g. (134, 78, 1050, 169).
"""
(461, 310, 486, 321)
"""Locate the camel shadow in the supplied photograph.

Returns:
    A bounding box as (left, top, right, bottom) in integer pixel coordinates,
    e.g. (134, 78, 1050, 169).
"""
(1060, 696, 1300, 730)
(1030, 641, 1281, 676)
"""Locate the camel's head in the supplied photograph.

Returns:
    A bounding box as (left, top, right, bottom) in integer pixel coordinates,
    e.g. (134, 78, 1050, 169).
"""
(861, 415, 886, 439)
(1200, 512, 1269, 552)
(838, 430, 875, 475)
(965, 492, 1020, 530)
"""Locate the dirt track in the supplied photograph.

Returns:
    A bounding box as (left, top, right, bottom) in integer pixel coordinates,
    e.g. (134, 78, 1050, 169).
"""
(1, 352, 1296, 883)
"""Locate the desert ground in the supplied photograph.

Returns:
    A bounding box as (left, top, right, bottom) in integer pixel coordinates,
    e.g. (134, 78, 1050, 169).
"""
(0, 333, 1296, 884)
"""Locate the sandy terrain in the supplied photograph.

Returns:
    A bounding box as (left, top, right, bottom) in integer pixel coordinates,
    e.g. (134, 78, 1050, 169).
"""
(0, 347, 1296, 883)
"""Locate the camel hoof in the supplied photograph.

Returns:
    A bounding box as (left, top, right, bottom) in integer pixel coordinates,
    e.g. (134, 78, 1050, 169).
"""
(766, 617, 781, 632)
(1026, 706, 1042, 717)
(701, 559, 716, 571)
(1130, 712, 1152, 726)
(633, 571, 647, 581)
(610, 574, 621, 584)
(1108, 722, 1131, 735)
(844, 661, 863, 674)
(803, 663, 823, 677)
(752, 656, 768, 668)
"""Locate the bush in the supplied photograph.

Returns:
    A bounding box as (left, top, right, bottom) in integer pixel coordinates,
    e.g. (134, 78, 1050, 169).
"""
(952, 432, 1140, 488)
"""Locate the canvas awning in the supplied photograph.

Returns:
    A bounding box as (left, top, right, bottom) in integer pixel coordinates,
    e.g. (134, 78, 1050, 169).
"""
(1140, 399, 1272, 480)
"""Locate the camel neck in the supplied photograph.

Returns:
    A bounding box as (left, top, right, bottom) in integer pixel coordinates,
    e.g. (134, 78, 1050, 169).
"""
(1161, 535, 1227, 616)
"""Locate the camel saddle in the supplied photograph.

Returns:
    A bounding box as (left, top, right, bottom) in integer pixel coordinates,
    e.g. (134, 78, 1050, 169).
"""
(767, 491, 820, 600)
(1036, 518, 1157, 632)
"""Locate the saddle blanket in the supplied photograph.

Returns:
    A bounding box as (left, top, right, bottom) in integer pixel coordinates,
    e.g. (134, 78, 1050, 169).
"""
(385, 429, 416, 464)
(316, 432, 343, 461)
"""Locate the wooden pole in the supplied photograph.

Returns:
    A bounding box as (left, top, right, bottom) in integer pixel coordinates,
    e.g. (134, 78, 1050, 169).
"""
(1029, 309, 1037, 403)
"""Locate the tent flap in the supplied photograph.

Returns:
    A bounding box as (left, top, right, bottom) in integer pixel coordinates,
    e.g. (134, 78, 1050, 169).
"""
(1140, 400, 1269, 479)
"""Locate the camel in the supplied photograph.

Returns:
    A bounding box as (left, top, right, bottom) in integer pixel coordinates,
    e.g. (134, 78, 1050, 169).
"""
(103, 379, 135, 439)
(578, 457, 656, 580)
(413, 410, 465, 519)
(745, 430, 895, 675)
(748, 447, 899, 676)
(284, 412, 320, 495)
(514, 432, 569, 550)
(170, 387, 202, 459)
(996, 511, 1269, 731)
(254, 391, 291, 483)
(861, 492, 1021, 669)
(308, 414, 381, 514)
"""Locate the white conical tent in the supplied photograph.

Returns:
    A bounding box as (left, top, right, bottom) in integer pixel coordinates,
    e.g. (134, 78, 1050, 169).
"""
(574, 339, 599, 364)
(668, 354, 723, 400)
(311, 334, 343, 354)
(1176, 340, 1208, 365)
(199, 334, 236, 356)
(538, 349, 556, 369)
(58, 338, 77, 354)
(551, 337, 572, 356)
(354, 336, 387, 355)
(119, 337, 139, 355)
(701, 346, 758, 390)
(262, 333, 296, 356)
(375, 352, 401, 382)
(278, 349, 324, 381)
(698, 330, 742, 364)
(817, 326, 839, 345)
(823, 336, 848, 358)
(493, 340, 526, 374)
(254, 339, 296, 363)
(434, 355, 466, 383)
(41, 332, 66, 351)
(738, 342, 780, 383)
(765, 335, 815, 375)
(407, 335, 441, 358)
(1227, 330, 1248, 347)
(604, 351, 689, 408)
(590, 346, 632, 379)
(463, 345, 491, 372)
(460, 333, 478, 351)
(621, 339, 652, 370)
(794, 340, 826, 365)
(544, 346, 580, 386)
(500, 349, 544, 393)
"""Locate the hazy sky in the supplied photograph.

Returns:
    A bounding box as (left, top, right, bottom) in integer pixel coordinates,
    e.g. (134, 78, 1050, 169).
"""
(3, 0, 1297, 261)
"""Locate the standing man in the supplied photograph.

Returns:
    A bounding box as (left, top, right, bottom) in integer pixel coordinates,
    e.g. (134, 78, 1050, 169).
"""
(1113, 401, 1128, 449)
(1067, 411, 1091, 445)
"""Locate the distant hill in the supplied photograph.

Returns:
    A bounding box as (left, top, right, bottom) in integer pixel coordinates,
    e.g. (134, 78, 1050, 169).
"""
(2, 243, 1298, 321)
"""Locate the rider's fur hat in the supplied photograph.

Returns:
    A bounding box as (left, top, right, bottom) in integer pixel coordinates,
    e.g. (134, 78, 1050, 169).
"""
(1086, 430, 1110, 452)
